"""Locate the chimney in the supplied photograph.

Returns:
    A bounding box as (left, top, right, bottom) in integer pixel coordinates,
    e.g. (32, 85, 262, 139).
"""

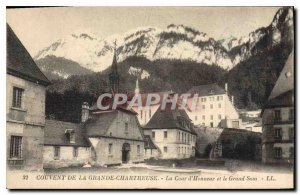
(232, 96, 234, 106)
(81, 102, 89, 123)
(225, 83, 228, 94)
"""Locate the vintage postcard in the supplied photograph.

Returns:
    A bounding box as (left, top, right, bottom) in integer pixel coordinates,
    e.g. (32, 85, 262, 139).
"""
(6, 6, 294, 189)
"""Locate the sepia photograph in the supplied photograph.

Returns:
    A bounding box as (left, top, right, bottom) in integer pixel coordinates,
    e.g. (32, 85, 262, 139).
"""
(5, 6, 294, 189)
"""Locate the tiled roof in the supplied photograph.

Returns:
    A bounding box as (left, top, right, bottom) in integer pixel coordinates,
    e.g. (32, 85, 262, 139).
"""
(144, 135, 157, 149)
(7, 24, 50, 86)
(265, 90, 294, 108)
(143, 103, 196, 134)
(187, 83, 225, 96)
(44, 120, 90, 147)
(85, 111, 118, 137)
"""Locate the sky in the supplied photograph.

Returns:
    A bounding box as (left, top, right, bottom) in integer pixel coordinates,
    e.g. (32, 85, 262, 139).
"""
(7, 7, 280, 56)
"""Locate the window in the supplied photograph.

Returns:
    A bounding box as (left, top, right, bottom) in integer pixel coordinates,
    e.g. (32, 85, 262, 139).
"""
(54, 146, 60, 159)
(12, 87, 24, 108)
(202, 115, 205, 120)
(164, 146, 168, 153)
(274, 128, 282, 139)
(218, 103, 221, 108)
(289, 109, 294, 120)
(210, 122, 213, 127)
(274, 147, 282, 159)
(202, 105, 205, 109)
(152, 131, 155, 139)
(125, 122, 128, 135)
(210, 115, 213, 120)
(181, 132, 184, 142)
(289, 127, 294, 140)
(195, 116, 198, 121)
(210, 104, 213, 109)
(140, 110, 143, 119)
(137, 145, 140, 154)
(10, 136, 22, 158)
(73, 147, 78, 157)
(218, 114, 221, 119)
(108, 143, 113, 154)
(164, 131, 168, 139)
(150, 149, 153, 155)
(217, 96, 223, 101)
(201, 98, 206, 102)
(149, 110, 152, 118)
(232, 121, 239, 128)
(274, 110, 281, 121)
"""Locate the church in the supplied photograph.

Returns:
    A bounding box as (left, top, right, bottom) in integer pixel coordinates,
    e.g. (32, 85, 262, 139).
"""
(43, 48, 145, 168)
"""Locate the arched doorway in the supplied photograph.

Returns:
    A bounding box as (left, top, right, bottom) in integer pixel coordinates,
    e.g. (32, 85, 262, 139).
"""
(122, 143, 131, 163)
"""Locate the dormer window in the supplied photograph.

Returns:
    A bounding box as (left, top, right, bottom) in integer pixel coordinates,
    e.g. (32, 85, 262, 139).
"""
(209, 89, 214, 94)
(65, 129, 75, 144)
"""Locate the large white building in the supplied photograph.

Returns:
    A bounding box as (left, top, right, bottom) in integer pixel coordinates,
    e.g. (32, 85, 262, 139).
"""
(185, 83, 240, 128)
(143, 102, 197, 159)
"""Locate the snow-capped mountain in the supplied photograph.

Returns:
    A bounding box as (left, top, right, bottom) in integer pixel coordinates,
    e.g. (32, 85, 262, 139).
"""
(35, 7, 293, 78)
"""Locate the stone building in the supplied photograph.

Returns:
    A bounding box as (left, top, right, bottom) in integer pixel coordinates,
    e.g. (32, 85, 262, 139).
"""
(143, 102, 197, 159)
(261, 52, 294, 164)
(6, 24, 50, 170)
(43, 48, 145, 167)
(186, 83, 240, 128)
(43, 120, 91, 169)
(85, 107, 145, 166)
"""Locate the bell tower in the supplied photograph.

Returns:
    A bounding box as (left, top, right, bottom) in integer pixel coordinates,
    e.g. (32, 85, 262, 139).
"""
(109, 41, 119, 93)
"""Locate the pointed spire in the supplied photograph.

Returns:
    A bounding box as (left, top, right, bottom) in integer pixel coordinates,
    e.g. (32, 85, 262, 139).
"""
(135, 78, 140, 95)
(109, 39, 119, 93)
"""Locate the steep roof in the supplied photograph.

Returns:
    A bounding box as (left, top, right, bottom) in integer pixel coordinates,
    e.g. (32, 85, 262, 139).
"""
(143, 103, 196, 134)
(84, 111, 118, 137)
(265, 90, 294, 108)
(44, 120, 90, 147)
(7, 24, 50, 86)
(187, 83, 225, 96)
(268, 52, 294, 100)
(144, 135, 158, 149)
(262, 52, 294, 112)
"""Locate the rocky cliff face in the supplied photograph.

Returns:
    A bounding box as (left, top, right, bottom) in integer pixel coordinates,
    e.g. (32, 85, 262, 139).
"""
(35, 7, 293, 79)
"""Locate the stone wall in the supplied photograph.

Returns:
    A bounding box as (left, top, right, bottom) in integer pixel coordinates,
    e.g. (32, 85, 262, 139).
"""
(6, 75, 46, 170)
(144, 129, 196, 159)
(89, 137, 144, 166)
(144, 148, 159, 159)
(43, 146, 91, 169)
(262, 107, 294, 164)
